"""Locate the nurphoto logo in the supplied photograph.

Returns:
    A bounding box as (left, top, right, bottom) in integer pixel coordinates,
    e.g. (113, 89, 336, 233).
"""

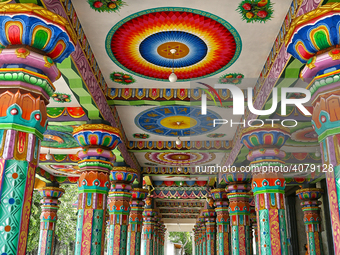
(200, 84, 312, 128)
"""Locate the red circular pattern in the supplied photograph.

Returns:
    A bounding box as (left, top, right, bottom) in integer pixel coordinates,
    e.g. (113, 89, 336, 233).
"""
(108, 10, 240, 81)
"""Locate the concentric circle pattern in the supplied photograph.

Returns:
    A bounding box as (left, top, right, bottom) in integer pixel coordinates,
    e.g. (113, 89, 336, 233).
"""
(106, 7, 242, 81)
(140, 31, 207, 68)
(145, 152, 216, 166)
(135, 106, 222, 137)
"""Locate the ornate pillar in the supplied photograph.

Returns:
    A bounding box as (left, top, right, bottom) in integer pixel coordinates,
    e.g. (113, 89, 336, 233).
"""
(107, 164, 138, 255)
(160, 223, 165, 255)
(250, 207, 259, 255)
(296, 188, 324, 255)
(0, 4, 75, 254)
(211, 188, 230, 255)
(197, 222, 202, 255)
(199, 216, 207, 255)
(153, 216, 160, 255)
(127, 188, 148, 255)
(203, 198, 216, 255)
(72, 123, 122, 255)
(193, 225, 199, 255)
(241, 125, 290, 255)
(285, 3, 340, 253)
(37, 186, 65, 255)
(225, 173, 251, 255)
(142, 197, 157, 255)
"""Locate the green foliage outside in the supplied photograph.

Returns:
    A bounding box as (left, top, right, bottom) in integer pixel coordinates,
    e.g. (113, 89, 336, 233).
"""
(27, 184, 78, 255)
(169, 232, 192, 255)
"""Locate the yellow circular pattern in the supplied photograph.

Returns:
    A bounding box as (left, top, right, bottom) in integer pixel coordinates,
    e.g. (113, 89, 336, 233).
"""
(160, 116, 197, 129)
(157, 42, 190, 59)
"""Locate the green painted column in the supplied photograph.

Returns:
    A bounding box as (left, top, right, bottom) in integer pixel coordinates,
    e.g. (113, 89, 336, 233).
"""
(0, 4, 75, 255)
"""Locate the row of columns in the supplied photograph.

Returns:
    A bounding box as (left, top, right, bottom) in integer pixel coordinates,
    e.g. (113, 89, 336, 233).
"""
(193, 123, 325, 255)
(193, 183, 324, 255)
(0, 2, 339, 255)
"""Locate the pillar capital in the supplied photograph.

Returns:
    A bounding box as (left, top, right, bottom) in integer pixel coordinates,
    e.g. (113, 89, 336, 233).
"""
(286, 3, 340, 64)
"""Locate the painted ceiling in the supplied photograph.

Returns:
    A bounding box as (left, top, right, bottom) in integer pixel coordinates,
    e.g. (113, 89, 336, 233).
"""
(21, 0, 325, 222)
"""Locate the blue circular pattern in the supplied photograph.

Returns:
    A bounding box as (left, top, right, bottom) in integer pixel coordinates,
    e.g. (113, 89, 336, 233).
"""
(139, 31, 207, 68)
(135, 106, 222, 137)
(8, 198, 15, 205)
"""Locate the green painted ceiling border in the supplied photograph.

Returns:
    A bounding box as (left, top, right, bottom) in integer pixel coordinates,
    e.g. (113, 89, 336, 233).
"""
(57, 57, 102, 120)
(48, 121, 87, 126)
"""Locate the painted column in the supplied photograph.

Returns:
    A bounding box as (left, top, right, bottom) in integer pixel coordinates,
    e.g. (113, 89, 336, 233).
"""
(203, 198, 216, 255)
(250, 207, 259, 255)
(211, 188, 230, 255)
(160, 223, 165, 255)
(240, 125, 290, 255)
(197, 223, 202, 255)
(285, 3, 340, 253)
(107, 164, 138, 255)
(153, 216, 160, 255)
(142, 197, 157, 255)
(73, 123, 123, 255)
(296, 188, 324, 255)
(37, 186, 65, 255)
(199, 217, 207, 255)
(0, 4, 75, 254)
(127, 188, 148, 255)
(193, 225, 199, 255)
(225, 173, 251, 255)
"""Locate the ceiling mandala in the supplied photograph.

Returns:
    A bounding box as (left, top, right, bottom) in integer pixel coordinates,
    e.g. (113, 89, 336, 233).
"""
(145, 152, 216, 166)
(105, 7, 242, 82)
(135, 106, 221, 137)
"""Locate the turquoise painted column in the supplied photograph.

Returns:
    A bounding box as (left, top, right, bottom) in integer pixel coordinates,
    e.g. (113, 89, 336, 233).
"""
(37, 186, 64, 255)
(73, 123, 123, 255)
(241, 125, 290, 255)
(211, 188, 230, 255)
(0, 4, 75, 254)
(127, 188, 148, 255)
(107, 164, 138, 255)
(142, 197, 157, 255)
(225, 173, 251, 255)
(285, 3, 340, 253)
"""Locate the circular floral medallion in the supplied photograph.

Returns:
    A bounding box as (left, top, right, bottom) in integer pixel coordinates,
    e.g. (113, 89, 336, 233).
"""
(106, 7, 242, 81)
(145, 152, 216, 166)
(135, 106, 222, 137)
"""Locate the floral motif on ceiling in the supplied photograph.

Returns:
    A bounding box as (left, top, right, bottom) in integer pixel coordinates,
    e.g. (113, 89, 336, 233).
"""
(237, 0, 274, 23)
(88, 0, 126, 13)
(219, 73, 244, 84)
(51, 92, 72, 103)
(145, 152, 216, 166)
(110, 71, 136, 85)
(135, 106, 221, 137)
(106, 8, 242, 81)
